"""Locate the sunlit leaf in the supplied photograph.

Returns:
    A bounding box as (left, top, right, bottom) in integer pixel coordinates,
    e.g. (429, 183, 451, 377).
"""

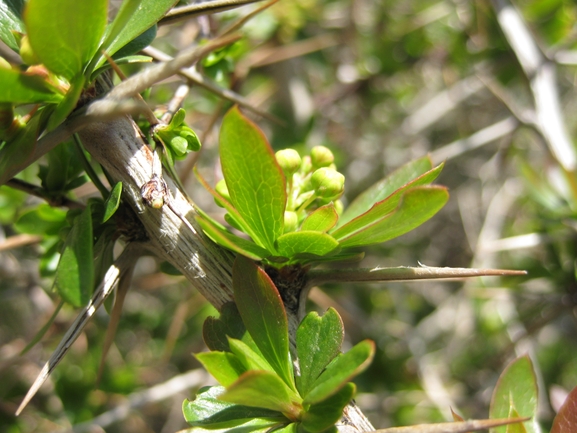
(46, 73, 84, 130)
(489, 355, 540, 433)
(275, 231, 339, 258)
(25, 0, 107, 80)
(195, 351, 247, 387)
(551, 384, 577, 433)
(183, 386, 284, 429)
(220, 370, 301, 416)
(304, 339, 374, 405)
(203, 302, 247, 352)
(296, 308, 344, 396)
(0, 0, 25, 50)
(337, 186, 449, 248)
(232, 255, 294, 390)
(228, 338, 275, 374)
(220, 106, 286, 252)
(54, 205, 94, 307)
(301, 203, 339, 232)
(339, 156, 436, 227)
(301, 382, 355, 433)
(0, 67, 63, 104)
(102, 182, 123, 223)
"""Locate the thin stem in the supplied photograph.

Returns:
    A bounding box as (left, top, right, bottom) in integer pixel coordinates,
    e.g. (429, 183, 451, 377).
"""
(6, 178, 84, 209)
(73, 134, 110, 198)
(159, 0, 267, 26)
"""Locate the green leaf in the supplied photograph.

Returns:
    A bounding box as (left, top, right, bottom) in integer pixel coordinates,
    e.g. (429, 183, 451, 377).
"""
(304, 339, 374, 405)
(337, 186, 449, 248)
(25, 0, 107, 80)
(228, 338, 276, 374)
(102, 182, 123, 223)
(276, 231, 339, 259)
(14, 204, 66, 236)
(183, 386, 284, 429)
(0, 0, 25, 50)
(47, 73, 84, 130)
(195, 351, 247, 387)
(203, 302, 248, 352)
(332, 163, 444, 240)
(301, 204, 339, 232)
(94, 0, 176, 71)
(339, 156, 435, 227)
(296, 308, 344, 397)
(551, 384, 577, 433)
(0, 67, 63, 104)
(274, 423, 298, 433)
(196, 213, 270, 260)
(489, 355, 540, 433)
(220, 106, 286, 252)
(220, 371, 302, 417)
(301, 383, 355, 433)
(54, 204, 94, 307)
(232, 255, 294, 390)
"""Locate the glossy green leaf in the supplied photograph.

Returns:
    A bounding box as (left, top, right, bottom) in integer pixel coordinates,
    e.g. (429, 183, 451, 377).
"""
(14, 204, 66, 236)
(194, 167, 261, 244)
(220, 106, 286, 252)
(489, 355, 539, 433)
(337, 186, 449, 248)
(25, 0, 107, 80)
(551, 384, 577, 433)
(0, 67, 63, 104)
(102, 182, 123, 223)
(276, 230, 339, 259)
(304, 339, 374, 405)
(196, 213, 270, 260)
(228, 338, 275, 374)
(339, 156, 434, 227)
(0, 0, 25, 50)
(183, 386, 284, 429)
(301, 204, 339, 232)
(47, 73, 84, 130)
(0, 110, 42, 186)
(301, 382, 355, 433)
(220, 371, 302, 417)
(232, 255, 294, 389)
(296, 308, 344, 397)
(94, 0, 176, 71)
(203, 302, 247, 352)
(54, 204, 94, 307)
(332, 163, 444, 240)
(195, 351, 247, 387)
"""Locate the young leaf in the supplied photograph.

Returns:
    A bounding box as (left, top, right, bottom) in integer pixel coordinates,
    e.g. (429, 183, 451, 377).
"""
(14, 204, 67, 236)
(196, 213, 270, 261)
(228, 338, 276, 374)
(219, 371, 302, 418)
(54, 204, 94, 307)
(275, 231, 339, 259)
(232, 255, 294, 390)
(339, 156, 435, 226)
(337, 186, 449, 248)
(195, 351, 247, 387)
(332, 164, 444, 240)
(46, 73, 84, 130)
(0, 0, 25, 51)
(489, 355, 540, 433)
(183, 386, 284, 429)
(551, 384, 577, 433)
(220, 106, 286, 253)
(304, 339, 374, 405)
(301, 204, 339, 232)
(94, 0, 177, 71)
(0, 67, 63, 104)
(25, 0, 107, 80)
(203, 302, 247, 352)
(296, 308, 344, 396)
(301, 382, 355, 433)
(102, 182, 123, 223)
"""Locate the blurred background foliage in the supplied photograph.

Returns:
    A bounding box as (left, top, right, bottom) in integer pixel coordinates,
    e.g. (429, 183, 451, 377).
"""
(1, 0, 577, 431)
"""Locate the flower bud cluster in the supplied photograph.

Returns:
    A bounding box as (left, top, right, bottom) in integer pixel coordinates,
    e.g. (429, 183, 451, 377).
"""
(153, 108, 201, 160)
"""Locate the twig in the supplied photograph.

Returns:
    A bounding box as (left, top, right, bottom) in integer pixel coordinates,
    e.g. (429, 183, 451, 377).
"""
(369, 417, 530, 433)
(160, 84, 191, 124)
(0, 234, 42, 252)
(219, 0, 280, 37)
(159, 0, 266, 26)
(5, 178, 85, 209)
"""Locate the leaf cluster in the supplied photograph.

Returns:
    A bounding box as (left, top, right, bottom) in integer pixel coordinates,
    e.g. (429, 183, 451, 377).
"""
(184, 255, 375, 433)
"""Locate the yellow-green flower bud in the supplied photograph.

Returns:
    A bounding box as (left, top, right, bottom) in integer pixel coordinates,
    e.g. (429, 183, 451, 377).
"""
(300, 155, 313, 175)
(310, 146, 334, 168)
(214, 179, 230, 207)
(311, 168, 345, 201)
(334, 199, 344, 215)
(276, 149, 301, 176)
(283, 211, 298, 233)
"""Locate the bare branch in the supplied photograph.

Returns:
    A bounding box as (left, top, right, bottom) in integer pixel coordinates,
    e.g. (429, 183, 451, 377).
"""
(369, 417, 529, 433)
(159, 0, 266, 26)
